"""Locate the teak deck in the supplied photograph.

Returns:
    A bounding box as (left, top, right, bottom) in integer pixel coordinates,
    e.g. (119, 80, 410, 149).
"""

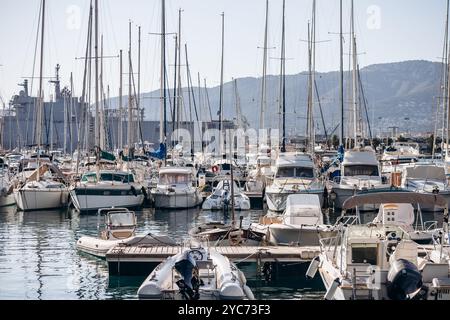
(106, 245, 321, 263)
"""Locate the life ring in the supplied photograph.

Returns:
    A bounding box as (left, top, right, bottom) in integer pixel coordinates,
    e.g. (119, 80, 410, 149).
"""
(212, 165, 219, 173)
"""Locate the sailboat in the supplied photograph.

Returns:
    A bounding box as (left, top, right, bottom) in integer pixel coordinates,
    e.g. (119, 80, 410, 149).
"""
(264, 0, 325, 213)
(326, 0, 387, 211)
(14, 0, 70, 211)
(69, 1, 145, 212)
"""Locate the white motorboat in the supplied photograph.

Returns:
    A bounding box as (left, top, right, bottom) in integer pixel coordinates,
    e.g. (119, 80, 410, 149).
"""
(202, 178, 250, 211)
(151, 167, 202, 209)
(401, 164, 450, 211)
(14, 164, 69, 211)
(381, 142, 420, 175)
(261, 194, 334, 246)
(265, 152, 325, 212)
(76, 207, 176, 258)
(137, 242, 254, 300)
(244, 155, 273, 194)
(70, 170, 145, 212)
(327, 147, 386, 211)
(309, 192, 450, 300)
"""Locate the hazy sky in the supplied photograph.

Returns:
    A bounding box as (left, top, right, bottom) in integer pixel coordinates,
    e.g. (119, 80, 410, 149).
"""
(0, 0, 447, 103)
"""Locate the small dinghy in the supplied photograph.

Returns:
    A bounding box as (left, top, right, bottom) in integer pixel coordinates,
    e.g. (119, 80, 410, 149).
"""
(202, 178, 250, 211)
(76, 207, 176, 258)
(138, 242, 254, 300)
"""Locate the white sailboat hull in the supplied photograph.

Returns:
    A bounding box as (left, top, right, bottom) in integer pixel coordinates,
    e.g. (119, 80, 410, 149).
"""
(70, 187, 144, 211)
(152, 191, 202, 209)
(0, 194, 16, 208)
(14, 188, 69, 211)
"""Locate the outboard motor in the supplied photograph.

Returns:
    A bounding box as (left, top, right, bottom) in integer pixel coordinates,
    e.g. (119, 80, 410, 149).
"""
(387, 259, 423, 300)
(175, 251, 199, 300)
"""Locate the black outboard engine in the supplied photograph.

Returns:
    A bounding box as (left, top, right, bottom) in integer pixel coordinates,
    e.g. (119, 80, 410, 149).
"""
(175, 252, 199, 300)
(387, 259, 423, 300)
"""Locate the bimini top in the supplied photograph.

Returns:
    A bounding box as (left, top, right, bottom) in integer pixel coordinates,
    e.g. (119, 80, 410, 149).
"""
(342, 150, 378, 166)
(342, 191, 448, 210)
(159, 167, 193, 175)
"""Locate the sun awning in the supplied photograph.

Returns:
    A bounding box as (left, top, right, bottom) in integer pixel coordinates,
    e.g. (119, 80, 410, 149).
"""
(342, 192, 447, 209)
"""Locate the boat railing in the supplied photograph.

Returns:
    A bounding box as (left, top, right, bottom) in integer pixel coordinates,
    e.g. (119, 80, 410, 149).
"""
(422, 221, 439, 232)
(335, 214, 360, 227)
(319, 235, 341, 254)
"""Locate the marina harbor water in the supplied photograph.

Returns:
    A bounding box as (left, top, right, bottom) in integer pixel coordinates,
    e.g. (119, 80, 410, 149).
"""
(0, 206, 329, 300)
(2, 0, 450, 303)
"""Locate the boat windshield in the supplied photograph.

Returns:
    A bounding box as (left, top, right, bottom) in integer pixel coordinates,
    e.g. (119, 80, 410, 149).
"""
(344, 165, 379, 177)
(108, 212, 135, 227)
(351, 245, 378, 265)
(277, 167, 314, 178)
(160, 173, 191, 185)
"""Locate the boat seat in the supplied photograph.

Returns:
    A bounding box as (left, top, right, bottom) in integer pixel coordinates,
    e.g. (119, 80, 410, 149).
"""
(421, 263, 449, 283)
(110, 230, 133, 239)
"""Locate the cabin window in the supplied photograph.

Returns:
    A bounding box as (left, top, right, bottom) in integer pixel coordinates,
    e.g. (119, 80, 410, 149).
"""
(277, 167, 314, 178)
(160, 173, 190, 185)
(82, 173, 134, 183)
(221, 164, 231, 171)
(351, 246, 378, 265)
(344, 165, 379, 177)
(99, 173, 134, 183)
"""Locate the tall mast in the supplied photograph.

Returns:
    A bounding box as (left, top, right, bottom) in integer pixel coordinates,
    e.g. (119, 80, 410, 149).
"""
(259, 0, 269, 130)
(100, 34, 105, 150)
(219, 13, 225, 135)
(128, 20, 133, 151)
(351, 0, 359, 147)
(119, 49, 123, 149)
(339, 0, 344, 146)
(76, 1, 93, 176)
(307, 21, 313, 154)
(234, 79, 242, 127)
(445, 0, 450, 157)
(172, 34, 178, 147)
(63, 89, 67, 154)
(310, 0, 317, 155)
(50, 99, 53, 151)
(160, 0, 167, 149)
(185, 44, 194, 159)
(138, 25, 141, 140)
(69, 72, 74, 154)
(177, 9, 182, 135)
(94, 0, 100, 148)
(36, 0, 45, 181)
(280, 0, 286, 153)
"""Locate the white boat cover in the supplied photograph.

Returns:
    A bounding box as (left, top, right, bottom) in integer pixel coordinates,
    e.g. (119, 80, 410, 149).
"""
(283, 194, 323, 225)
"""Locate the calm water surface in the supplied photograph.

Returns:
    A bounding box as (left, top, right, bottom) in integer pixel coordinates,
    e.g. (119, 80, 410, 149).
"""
(0, 206, 441, 300)
(0, 206, 327, 300)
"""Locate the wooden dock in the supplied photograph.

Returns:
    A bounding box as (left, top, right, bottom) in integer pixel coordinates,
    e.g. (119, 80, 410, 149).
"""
(106, 245, 320, 276)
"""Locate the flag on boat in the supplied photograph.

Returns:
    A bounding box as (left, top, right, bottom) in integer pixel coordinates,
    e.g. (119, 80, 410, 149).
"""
(147, 143, 166, 160)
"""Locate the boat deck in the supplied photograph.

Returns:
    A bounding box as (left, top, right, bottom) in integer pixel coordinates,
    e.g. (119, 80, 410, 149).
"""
(105, 245, 321, 276)
(107, 245, 320, 263)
